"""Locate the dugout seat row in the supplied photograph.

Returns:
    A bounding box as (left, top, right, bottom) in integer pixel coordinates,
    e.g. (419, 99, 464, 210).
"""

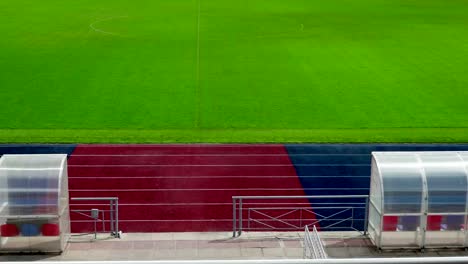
(383, 215, 465, 231)
(0, 223, 59, 237)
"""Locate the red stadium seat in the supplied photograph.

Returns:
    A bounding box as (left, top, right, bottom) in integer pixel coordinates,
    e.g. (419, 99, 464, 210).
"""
(1, 224, 19, 237)
(42, 223, 60, 236)
(383, 216, 398, 231)
(427, 215, 443, 231)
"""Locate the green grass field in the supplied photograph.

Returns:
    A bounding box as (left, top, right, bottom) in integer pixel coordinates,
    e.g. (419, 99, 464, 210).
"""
(1, 0, 468, 143)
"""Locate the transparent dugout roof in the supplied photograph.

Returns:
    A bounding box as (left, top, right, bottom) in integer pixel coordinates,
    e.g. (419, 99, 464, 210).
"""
(372, 152, 468, 215)
(0, 154, 68, 216)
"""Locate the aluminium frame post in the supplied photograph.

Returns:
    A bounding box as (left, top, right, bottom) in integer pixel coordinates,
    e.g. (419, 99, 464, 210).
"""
(102, 210, 106, 233)
(300, 208, 303, 228)
(233, 198, 237, 237)
(303, 225, 307, 258)
(94, 218, 97, 239)
(364, 196, 369, 235)
(239, 198, 243, 236)
(110, 199, 115, 235)
(248, 208, 251, 231)
(115, 198, 119, 238)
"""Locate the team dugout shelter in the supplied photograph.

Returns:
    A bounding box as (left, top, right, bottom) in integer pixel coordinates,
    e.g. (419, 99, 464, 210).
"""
(368, 151, 468, 250)
(0, 154, 70, 253)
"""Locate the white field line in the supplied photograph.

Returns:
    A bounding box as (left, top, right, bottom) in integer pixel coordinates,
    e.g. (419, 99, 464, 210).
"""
(194, 0, 202, 128)
(89, 16, 128, 36)
(196, 0, 201, 81)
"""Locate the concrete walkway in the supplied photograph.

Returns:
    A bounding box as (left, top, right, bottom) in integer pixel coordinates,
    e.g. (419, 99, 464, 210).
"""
(1, 231, 468, 261)
(0, 232, 304, 261)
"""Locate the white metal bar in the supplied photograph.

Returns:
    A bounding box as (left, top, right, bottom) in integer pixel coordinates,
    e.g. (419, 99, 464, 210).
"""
(251, 209, 300, 229)
(246, 218, 366, 222)
(239, 198, 243, 236)
(456, 152, 468, 248)
(233, 195, 368, 199)
(250, 219, 277, 230)
(304, 226, 312, 258)
(313, 225, 328, 259)
(71, 197, 118, 201)
(416, 154, 429, 249)
(115, 199, 119, 237)
(246, 226, 359, 231)
(248, 207, 366, 210)
(364, 197, 369, 235)
(232, 198, 237, 237)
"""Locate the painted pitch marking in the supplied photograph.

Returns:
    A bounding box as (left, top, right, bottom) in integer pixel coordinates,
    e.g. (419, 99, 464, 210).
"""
(90, 16, 128, 36)
(194, 0, 202, 128)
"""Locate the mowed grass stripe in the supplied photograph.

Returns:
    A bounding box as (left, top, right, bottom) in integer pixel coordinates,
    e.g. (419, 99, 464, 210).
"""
(1, 128, 467, 143)
(0, 0, 467, 142)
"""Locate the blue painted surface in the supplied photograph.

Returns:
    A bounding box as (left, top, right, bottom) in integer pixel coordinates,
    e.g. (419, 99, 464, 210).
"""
(20, 223, 40, 236)
(286, 144, 468, 155)
(285, 144, 468, 230)
(0, 144, 76, 157)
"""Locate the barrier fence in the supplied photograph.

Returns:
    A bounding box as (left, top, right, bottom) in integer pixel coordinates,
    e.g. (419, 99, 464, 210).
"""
(70, 197, 120, 238)
(232, 195, 369, 237)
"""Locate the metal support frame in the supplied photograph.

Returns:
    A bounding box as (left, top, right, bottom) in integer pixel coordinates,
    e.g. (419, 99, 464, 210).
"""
(304, 225, 328, 259)
(371, 151, 468, 250)
(363, 196, 369, 235)
(70, 197, 121, 238)
(232, 195, 369, 237)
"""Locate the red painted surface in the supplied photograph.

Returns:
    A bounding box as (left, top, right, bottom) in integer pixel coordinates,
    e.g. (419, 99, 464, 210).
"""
(68, 144, 312, 232)
(1, 224, 19, 237)
(69, 177, 305, 190)
(427, 215, 443, 231)
(70, 145, 289, 155)
(382, 216, 398, 231)
(42, 223, 60, 236)
(69, 155, 291, 165)
(68, 166, 299, 177)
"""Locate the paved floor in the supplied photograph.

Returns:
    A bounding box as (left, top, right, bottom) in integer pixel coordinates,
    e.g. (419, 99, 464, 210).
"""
(1, 232, 468, 261)
(0, 232, 303, 261)
(318, 232, 468, 258)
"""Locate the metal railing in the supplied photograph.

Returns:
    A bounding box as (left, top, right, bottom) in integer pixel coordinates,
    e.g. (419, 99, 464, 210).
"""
(232, 195, 369, 237)
(304, 225, 328, 259)
(70, 197, 121, 238)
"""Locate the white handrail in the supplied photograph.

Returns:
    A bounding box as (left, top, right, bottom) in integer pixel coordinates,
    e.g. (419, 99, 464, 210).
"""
(233, 195, 369, 199)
